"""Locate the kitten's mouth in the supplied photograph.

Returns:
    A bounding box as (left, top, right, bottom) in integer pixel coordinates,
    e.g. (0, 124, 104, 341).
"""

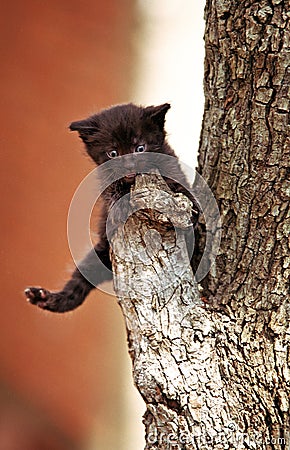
(124, 173, 136, 182)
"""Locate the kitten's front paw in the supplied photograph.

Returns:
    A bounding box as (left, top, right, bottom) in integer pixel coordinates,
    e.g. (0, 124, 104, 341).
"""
(24, 287, 51, 308)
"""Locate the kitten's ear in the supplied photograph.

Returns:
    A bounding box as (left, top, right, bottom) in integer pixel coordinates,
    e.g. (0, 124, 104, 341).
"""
(69, 119, 98, 143)
(144, 103, 171, 130)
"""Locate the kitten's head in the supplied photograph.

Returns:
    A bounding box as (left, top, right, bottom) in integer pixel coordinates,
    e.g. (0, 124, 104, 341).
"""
(69, 103, 171, 183)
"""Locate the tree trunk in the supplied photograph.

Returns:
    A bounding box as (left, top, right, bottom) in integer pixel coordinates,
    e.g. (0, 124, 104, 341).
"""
(195, 0, 290, 447)
(111, 1, 290, 449)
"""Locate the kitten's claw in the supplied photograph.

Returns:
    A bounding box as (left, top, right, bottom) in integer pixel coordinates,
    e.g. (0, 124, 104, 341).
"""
(39, 289, 46, 299)
(25, 288, 34, 299)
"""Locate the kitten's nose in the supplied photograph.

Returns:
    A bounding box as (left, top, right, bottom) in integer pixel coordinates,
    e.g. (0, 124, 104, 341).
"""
(123, 163, 135, 172)
(122, 156, 136, 172)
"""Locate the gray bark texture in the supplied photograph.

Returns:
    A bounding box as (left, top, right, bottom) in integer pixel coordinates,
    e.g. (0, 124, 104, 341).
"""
(111, 1, 290, 449)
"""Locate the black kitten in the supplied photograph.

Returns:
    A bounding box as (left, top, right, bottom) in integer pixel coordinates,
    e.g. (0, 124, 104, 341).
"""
(25, 103, 199, 313)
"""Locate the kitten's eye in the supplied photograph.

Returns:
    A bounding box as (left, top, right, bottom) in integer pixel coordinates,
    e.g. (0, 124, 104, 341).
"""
(107, 150, 118, 158)
(135, 144, 146, 153)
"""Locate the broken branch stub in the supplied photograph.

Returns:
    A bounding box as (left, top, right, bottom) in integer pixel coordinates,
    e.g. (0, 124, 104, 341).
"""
(110, 172, 199, 300)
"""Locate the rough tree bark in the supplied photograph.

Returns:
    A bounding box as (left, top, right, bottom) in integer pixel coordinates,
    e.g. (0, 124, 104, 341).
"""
(111, 1, 289, 449)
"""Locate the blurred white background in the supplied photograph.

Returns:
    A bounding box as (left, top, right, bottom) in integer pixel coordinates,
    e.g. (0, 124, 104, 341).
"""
(134, 0, 205, 178)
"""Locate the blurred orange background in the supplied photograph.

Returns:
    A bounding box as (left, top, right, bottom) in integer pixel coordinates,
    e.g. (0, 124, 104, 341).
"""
(0, 1, 139, 449)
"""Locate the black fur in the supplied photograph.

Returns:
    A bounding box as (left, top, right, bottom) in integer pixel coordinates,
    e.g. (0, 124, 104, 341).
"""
(25, 103, 199, 313)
